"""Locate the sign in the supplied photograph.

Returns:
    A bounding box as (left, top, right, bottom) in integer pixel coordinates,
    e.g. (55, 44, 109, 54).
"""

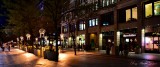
(123, 34, 136, 37)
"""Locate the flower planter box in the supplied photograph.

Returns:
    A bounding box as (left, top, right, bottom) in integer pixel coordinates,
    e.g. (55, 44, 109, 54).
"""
(34, 49, 41, 57)
(45, 50, 56, 61)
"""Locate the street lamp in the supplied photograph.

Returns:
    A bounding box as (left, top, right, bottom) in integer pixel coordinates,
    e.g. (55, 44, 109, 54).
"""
(26, 33, 31, 40)
(20, 36, 24, 50)
(44, 36, 48, 45)
(17, 37, 20, 48)
(39, 28, 46, 46)
(20, 36, 24, 44)
(39, 28, 46, 38)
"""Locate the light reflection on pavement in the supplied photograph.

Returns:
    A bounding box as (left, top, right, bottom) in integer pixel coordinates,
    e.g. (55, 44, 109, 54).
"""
(0, 48, 160, 67)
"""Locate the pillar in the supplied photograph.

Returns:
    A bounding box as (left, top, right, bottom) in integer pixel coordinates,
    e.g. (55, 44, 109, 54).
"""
(137, 1, 144, 53)
(113, 6, 118, 55)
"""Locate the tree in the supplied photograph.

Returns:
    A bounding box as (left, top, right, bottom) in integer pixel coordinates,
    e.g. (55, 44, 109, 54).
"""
(43, 0, 98, 61)
(2, 0, 43, 41)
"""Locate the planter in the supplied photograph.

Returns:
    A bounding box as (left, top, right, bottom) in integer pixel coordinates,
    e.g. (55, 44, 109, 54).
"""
(34, 49, 37, 56)
(43, 51, 47, 59)
(46, 50, 56, 61)
(27, 46, 33, 53)
(34, 49, 41, 57)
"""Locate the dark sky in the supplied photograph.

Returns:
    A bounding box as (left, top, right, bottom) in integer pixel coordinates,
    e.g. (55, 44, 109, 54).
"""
(0, 0, 7, 28)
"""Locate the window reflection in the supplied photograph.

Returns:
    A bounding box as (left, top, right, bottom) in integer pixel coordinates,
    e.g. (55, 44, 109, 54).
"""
(145, 3, 152, 17)
(154, 1, 160, 15)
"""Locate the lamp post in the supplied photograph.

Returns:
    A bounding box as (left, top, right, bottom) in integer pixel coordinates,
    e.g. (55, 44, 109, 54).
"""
(39, 28, 46, 57)
(44, 36, 48, 45)
(35, 37, 38, 49)
(39, 28, 46, 46)
(20, 36, 24, 44)
(26, 33, 31, 52)
(20, 36, 24, 49)
(26, 34, 31, 40)
(17, 37, 20, 48)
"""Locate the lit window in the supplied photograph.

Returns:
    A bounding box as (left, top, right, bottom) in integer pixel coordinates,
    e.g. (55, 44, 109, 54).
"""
(95, 18, 98, 25)
(125, 7, 137, 22)
(154, 1, 160, 15)
(126, 9, 131, 21)
(63, 26, 68, 33)
(92, 19, 95, 26)
(145, 3, 152, 17)
(89, 18, 98, 27)
(132, 7, 137, 19)
(79, 21, 85, 30)
(103, 22, 109, 26)
(89, 20, 92, 26)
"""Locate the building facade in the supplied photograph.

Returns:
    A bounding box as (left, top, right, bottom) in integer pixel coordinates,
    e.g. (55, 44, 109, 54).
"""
(61, 0, 160, 54)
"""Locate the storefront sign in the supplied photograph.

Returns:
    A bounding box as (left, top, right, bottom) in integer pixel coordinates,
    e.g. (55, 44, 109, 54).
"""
(123, 34, 136, 37)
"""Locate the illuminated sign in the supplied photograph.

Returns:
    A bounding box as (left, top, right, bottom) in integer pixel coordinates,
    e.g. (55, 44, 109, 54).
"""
(123, 34, 136, 37)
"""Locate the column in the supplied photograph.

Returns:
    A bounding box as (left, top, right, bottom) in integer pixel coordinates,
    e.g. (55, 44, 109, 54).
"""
(137, 1, 144, 53)
(113, 6, 118, 55)
(85, 19, 89, 50)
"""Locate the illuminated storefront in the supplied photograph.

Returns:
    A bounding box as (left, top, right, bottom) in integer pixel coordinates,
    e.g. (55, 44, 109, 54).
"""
(102, 31, 114, 50)
(120, 28, 137, 52)
(76, 34, 85, 49)
(145, 32, 160, 52)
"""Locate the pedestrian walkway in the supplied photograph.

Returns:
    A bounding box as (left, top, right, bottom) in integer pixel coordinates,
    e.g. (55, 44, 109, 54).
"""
(1, 48, 160, 67)
(127, 52, 160, 61)
(62, 49, 160, 61)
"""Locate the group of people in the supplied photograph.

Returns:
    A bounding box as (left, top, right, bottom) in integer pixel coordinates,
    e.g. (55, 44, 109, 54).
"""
(119, 42, 129, 56)
(0, 42, 11, 51)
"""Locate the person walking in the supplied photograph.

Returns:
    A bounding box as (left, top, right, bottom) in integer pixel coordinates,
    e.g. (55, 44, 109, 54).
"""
(2, 43, 6, 51)
(8, 43, 11, 51)
(119, 42, 123, 55)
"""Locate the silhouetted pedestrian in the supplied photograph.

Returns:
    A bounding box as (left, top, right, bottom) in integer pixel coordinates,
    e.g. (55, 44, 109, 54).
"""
(119, 42, 123, 55)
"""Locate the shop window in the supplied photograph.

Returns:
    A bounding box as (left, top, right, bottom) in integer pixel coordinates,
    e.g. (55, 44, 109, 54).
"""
(145, 37, 159, 50)
(154, 1, 160, 15)
(145, 3, 153, 17)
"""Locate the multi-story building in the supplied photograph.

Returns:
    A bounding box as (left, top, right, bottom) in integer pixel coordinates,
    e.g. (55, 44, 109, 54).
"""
(61, 0, 160, 55)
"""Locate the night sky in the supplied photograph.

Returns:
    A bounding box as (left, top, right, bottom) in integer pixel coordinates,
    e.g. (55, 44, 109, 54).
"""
(0, 0, 7, 28)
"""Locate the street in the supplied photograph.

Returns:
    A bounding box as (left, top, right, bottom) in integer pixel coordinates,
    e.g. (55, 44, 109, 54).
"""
(0, 48, 160, 67)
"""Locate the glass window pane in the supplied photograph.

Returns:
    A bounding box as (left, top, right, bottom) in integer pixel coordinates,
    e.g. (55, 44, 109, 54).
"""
(92, 19, 95, 26)
(145, 37, 153, 50)
(132, 7, 137, 19)
(154, 1, 160, 15)
(82, 24, 84, 30)
(153, 37, 158, 49)
(126, 9, 131, 21)
(95, 18, 98, 25)
(89, 20, 92, 26)
(84, 24, 85, 29)
(145, 3, 152, 17)
(79, 24, 82, 30)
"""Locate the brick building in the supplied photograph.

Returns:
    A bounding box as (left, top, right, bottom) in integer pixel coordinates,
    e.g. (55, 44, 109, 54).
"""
(61, 0, 160, 55)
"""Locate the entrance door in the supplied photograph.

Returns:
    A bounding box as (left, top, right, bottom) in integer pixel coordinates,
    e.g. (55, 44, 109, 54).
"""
(124, 37, 137, 52)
